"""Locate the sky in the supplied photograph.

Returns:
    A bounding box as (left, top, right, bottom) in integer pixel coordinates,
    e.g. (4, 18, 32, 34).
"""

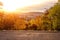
(16, 0, 58, 12)
(0, 0, 58, 12)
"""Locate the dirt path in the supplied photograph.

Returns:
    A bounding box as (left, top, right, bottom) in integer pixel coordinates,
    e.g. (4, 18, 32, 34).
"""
(0, 30, 60, 40)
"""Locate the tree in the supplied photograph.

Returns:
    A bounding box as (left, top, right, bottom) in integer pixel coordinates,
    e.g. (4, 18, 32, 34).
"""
(48, 1, 60, 31)
(3, 14, 15, 30)
(0, 10, 4, 30)
(14, 18, 26, 30)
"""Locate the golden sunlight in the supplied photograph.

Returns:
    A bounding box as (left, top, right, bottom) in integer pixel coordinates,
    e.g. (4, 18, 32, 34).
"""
(0, 0, 47, 12)
(0, 0, 57, 12)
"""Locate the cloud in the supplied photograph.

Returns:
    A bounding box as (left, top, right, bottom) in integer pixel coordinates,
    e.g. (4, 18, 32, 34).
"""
(16, 0, 58, 12)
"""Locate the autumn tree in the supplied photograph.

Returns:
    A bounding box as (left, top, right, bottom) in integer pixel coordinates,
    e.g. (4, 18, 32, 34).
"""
(3, 14, 15, 30)
(0, 11, 4, 30)
(14, 18, 27, 30)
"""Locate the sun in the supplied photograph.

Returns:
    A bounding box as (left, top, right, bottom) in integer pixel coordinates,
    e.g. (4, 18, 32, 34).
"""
(1, 0, 20, 12)
(0, 0, 50, 12)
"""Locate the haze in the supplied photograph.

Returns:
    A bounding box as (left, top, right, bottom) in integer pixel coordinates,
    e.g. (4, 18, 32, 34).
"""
(0, 0, 58, 12)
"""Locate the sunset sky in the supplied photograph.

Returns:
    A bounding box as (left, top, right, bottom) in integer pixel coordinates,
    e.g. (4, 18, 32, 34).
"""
(0, 0, 58, 12)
